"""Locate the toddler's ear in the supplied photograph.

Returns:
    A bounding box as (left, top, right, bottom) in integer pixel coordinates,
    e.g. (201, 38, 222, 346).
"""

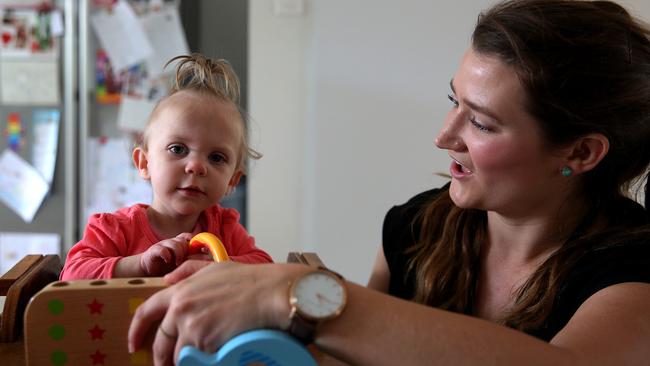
(228, 171, 242, 190)
(132, 147, 151, 180)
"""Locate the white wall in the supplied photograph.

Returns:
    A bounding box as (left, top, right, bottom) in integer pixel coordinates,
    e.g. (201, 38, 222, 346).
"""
(248, 0, 650, 284)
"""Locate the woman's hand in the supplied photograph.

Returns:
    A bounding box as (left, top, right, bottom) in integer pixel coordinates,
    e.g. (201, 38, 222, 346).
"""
(128, 261, 310, 365)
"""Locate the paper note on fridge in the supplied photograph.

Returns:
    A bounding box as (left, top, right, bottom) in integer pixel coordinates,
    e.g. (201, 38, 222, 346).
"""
(0, 56, 60, 105)
(117, 95, 156, 132)
(90, 1, 153, 72)
(140, 6, 189, 76)
(0, 149, 50, 223)
(31, 109, 60, 183)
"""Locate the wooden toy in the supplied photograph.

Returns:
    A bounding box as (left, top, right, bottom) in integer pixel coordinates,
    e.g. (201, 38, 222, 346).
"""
(23, 237, 320, 365)
(188, 232, 229, 262)
(24, 277, 318, 366)
(24, 277, 166, 366)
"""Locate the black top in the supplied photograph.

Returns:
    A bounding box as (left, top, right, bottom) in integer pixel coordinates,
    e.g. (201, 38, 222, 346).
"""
(383, 185, 650, 341)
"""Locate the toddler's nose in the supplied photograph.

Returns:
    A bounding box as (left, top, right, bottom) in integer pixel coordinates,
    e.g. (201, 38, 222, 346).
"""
(185, 158, 207, 176)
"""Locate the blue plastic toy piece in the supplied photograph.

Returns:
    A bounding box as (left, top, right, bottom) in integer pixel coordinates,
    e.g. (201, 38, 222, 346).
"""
(177, 329, 317, 366)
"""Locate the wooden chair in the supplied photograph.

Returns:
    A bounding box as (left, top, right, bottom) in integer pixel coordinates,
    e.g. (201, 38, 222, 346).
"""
(0, 254, 62, 343)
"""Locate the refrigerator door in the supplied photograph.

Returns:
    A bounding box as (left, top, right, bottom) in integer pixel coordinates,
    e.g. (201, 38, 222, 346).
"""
(0, 0, 77, 266)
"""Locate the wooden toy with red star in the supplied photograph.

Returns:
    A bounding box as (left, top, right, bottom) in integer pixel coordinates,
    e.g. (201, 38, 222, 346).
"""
(24, 277, 165, 366)
(22, 234, 323, 365)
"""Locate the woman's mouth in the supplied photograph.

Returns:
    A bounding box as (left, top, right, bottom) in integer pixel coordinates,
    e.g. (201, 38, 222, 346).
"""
(450, 158, 472, 178)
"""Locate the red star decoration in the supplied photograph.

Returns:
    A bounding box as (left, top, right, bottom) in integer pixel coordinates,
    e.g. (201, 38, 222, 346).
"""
(87, 299, 104, 315)
(88, 324, 105, 340)
(90, 350, 106, 365)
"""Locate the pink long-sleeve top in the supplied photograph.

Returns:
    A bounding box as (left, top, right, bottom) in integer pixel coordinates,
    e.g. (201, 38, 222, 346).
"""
(61, 204, 272, 280)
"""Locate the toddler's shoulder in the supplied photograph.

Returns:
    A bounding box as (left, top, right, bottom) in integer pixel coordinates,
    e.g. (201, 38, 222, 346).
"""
(205, 204, 242, 226)
(88, 203, 149, 227)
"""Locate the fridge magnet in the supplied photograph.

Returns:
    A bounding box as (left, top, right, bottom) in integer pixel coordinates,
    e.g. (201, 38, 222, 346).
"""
(5, 112, 23, 152)
(95, 49, 123, 104)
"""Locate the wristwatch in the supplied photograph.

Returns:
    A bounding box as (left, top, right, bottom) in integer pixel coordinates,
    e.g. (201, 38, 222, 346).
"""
(288, 267, 347, 344)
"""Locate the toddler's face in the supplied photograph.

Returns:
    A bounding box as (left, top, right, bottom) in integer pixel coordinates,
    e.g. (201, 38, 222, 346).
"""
(138, 91, 243, 218)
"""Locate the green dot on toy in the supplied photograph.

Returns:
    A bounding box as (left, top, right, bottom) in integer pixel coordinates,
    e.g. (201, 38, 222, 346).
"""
(48, 299, 64, 315)
(50, 350, 67, 366)
(48, 325, 65, 340)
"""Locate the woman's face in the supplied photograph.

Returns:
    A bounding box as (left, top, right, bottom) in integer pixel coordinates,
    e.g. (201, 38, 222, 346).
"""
(436, 48, 566, 218)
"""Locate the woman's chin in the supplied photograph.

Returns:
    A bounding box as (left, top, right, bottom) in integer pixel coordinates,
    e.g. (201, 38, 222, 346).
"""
(449, 183, 476, 209)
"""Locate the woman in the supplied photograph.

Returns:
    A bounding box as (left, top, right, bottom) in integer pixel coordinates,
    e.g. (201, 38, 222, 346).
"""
(129, 1, 650, 364)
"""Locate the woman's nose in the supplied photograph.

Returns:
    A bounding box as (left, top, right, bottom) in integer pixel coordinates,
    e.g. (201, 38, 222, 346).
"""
(435, 115, 463, 150)
(185, 157, 207, 176)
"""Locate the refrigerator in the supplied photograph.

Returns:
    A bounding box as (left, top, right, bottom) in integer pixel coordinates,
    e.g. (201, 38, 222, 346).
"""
(0, 0, 248, 272)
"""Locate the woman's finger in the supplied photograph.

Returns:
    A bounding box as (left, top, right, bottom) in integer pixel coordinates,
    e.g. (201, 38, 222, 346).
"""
(128, 287, 173, 353)
(152, 312, 179, 366)
(164, 260, 213, 284)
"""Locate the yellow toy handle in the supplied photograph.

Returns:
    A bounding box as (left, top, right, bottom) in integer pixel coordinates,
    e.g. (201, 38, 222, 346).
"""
(188, 232, 229, 262)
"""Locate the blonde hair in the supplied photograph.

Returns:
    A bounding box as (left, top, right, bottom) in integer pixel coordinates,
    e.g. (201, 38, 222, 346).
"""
(141, 53, 261, 172)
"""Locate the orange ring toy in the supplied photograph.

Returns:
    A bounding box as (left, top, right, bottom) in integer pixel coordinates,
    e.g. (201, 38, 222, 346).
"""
(188, 232, 229, 262)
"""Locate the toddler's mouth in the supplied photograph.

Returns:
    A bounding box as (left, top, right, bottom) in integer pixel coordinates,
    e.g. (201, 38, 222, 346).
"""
(179, 186, 205, 194)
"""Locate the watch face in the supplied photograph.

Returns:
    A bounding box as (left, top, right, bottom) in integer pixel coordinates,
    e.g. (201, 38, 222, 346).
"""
(292, 271, 346, 320)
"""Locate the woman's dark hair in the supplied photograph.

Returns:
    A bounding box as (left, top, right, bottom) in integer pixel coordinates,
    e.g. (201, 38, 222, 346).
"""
(407, 0, 650, 332)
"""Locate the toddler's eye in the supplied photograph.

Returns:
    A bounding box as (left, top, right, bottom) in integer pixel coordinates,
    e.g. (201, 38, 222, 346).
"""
(209, 153, 226, 163)
(168, 144, 187, 155)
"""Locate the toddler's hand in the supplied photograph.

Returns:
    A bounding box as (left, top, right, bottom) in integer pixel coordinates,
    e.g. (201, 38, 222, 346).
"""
(140, 233, 192, 276)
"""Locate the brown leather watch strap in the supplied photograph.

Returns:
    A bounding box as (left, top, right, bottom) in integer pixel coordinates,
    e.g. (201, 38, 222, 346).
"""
(288, 310, 317, 344)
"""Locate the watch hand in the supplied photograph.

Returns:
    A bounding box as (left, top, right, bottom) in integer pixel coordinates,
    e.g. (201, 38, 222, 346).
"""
(316, 293, 338, 306)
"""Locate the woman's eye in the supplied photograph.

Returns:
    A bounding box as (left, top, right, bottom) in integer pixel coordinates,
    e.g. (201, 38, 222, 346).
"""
(168, 145, 187, 155)
(447, 94, 459, 107)
(470, 117, 491, 132)
(209, 153, 226, 163)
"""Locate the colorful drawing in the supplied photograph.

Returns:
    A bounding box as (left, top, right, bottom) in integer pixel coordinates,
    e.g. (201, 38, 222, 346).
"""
(0, 6, 55, 56)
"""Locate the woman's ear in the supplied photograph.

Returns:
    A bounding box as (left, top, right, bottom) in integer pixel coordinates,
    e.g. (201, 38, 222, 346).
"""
(132, 147, 151, 180)
(563, 133, 609, 175)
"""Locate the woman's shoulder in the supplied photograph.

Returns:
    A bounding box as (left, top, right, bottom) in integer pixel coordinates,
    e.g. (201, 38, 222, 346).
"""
(385, 183, 450, 225)
(532, 235, 650, 340)
(573, 237, 650, 283)
(561, 236, 650, 312)
(382, 183, 450, 256)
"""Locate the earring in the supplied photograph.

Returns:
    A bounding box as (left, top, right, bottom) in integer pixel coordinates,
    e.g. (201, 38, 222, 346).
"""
(561, 166, 573, 177)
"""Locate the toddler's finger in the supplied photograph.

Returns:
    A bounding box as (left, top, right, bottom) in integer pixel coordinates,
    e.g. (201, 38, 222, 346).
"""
(159, 247, 173, 264)
(176, 232, 193, 242)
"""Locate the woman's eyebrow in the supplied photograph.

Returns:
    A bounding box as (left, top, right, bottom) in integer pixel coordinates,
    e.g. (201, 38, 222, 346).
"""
(449, 78, 502, 123)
